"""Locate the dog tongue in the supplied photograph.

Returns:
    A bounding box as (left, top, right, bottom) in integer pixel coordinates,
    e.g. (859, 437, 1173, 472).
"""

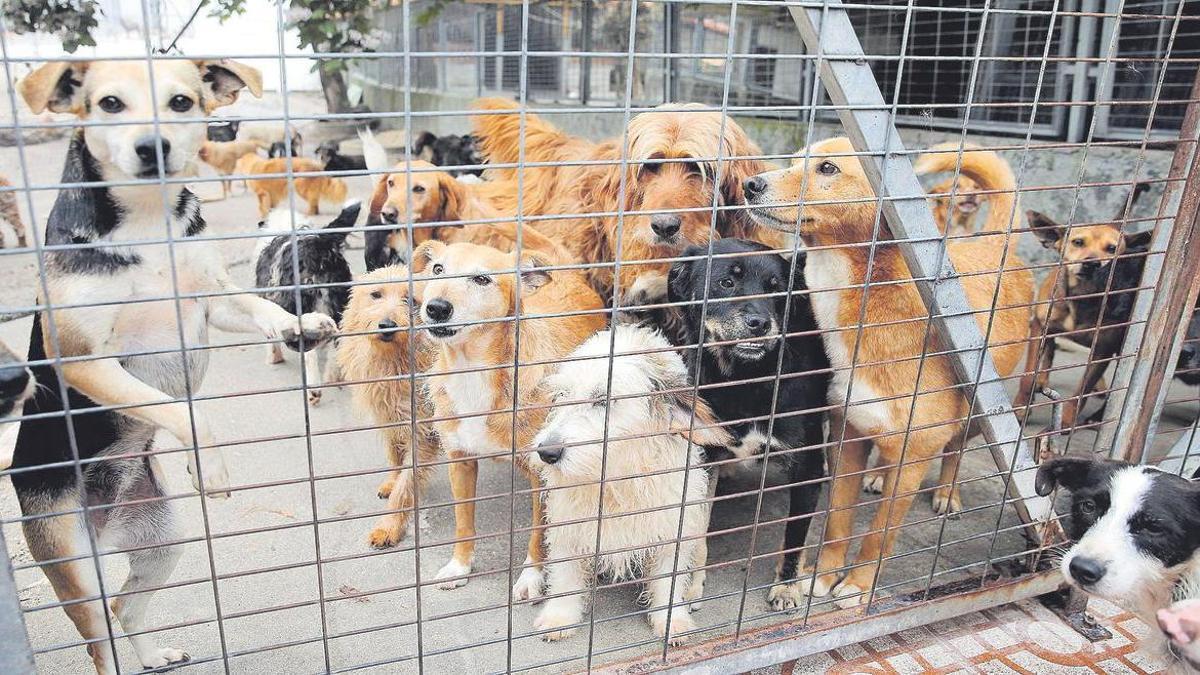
(1159, 606, 1200, 644)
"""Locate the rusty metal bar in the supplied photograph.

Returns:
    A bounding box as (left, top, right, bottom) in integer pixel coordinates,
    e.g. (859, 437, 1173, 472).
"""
(788, 0, 1053, 528)
(1102, 66, 1200, 459)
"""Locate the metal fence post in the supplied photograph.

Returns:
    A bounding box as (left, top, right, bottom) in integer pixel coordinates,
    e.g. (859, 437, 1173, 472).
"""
(788, 1, 1054, 530)
(0, 533, 35, 673)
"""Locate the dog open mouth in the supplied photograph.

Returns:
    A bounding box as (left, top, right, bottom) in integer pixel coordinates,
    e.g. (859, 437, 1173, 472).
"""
(427, 325, 459, 339)
(956, 198, 979, 214)
(732, 341, 771, 359)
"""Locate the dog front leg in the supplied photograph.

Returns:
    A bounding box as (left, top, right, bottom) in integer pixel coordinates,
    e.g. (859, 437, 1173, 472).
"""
(208, 288, 336, 348)
(645, 545, 698, 646)
(512, 464, 546, 602)
(533, 558, 588, 642)
(60, 359, 229, 497)
(436, 452, 478, 589)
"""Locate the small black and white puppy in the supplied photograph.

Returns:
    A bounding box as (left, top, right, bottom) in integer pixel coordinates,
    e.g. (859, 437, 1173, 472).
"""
(1037, 455, 1200, 672)
(316, 139, 367, 172)
(255, 202, 358, 405)
(668, 238, 831, 612)
(411, 130, 484, 176)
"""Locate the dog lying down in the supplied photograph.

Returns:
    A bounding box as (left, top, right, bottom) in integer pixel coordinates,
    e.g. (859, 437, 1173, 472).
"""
(530, 325, 730, 645)
(254, 202, 359, 405)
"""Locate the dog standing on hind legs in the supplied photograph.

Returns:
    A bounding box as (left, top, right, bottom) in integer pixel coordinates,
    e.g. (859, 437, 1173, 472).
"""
(11, 59, 336, 674)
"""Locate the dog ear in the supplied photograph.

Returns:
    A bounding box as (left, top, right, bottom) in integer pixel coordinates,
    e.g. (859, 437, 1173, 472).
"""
(518, 253, 553, 291)
(437, 173, 465, 221)
(660, 378, 732, 448)
(368, 174, 391, 221)
(1124, 229, 1153, 251)
(666, 245, 703, 304)
(19, 62, 89, 114)
(1027, 210, 1065, 249)
(1034, 455, 1121, 496)
(411, 240, 446, 274)
(717, 124, 771, 239)
(194, 59, 263, 110)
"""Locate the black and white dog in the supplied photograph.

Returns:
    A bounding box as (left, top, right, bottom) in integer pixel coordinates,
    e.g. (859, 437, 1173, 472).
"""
(1037, 455, 1200, 672)
(315, 139, 367, 172)
(254, 203, 358, 405)
(668, 238, 831, 611)
(11, 59, 336, 674)
(411, 130, 484, 177)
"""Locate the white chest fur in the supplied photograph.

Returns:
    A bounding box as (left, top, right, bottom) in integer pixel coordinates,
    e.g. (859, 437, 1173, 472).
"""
(439, 355, 502, 455)
(804, 248, 891, 434)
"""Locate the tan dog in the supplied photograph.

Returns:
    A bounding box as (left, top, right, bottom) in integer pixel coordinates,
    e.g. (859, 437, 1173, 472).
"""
(472, 98, 785, 304)
(413, 238, 606, 601)
(197, 139, 266, 197)
(929, 174, 982, 236)
(743, 138, 1033, 608)
(235, 153, 348, 217)
(366, 159, 566, 264)
(336, 265, 439, 548)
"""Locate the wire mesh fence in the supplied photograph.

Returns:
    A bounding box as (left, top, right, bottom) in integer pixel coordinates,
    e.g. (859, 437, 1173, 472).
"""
(0, 0, 1198, 673)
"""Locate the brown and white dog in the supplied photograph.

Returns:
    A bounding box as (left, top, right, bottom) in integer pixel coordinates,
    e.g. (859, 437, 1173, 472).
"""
(471, 98, 784, 305)
(11, 59, 337, 674)
(412, 237, 606, 601)
(742, 138, 1033, 608)
(364, 159, 564, 270)
(336, 265, 439, 549)
(234, 153, 348, 217)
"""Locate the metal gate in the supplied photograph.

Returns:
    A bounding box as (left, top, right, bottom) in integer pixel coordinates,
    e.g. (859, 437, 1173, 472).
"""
(1, 0, 1199, 672)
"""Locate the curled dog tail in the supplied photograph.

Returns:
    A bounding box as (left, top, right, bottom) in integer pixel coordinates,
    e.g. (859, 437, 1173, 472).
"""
(470, 97, 569, 178)
(914, 143, 1019, 233)
(359, 128, 389, 174)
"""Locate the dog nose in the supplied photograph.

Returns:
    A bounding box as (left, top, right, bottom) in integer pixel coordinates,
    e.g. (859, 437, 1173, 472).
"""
(536, 439, 564, 465)
(1068, 557, 1106, 586)
(743, 314, 770, 335)
(0, 366, 29, 399)
(743, 176, 767, 198)
(425, 298, 453, 322)
(650, 214, 681, 239)
(134, 136, 170, 165)
(377, 319, 398, 341)
(381, 206, 398, 224)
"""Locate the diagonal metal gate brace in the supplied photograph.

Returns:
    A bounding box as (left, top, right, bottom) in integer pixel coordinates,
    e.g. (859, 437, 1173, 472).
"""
(788, 2, 1055, 530)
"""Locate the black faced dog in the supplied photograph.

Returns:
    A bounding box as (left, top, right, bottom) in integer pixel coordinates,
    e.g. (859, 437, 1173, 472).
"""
(1037, 455, 1200, 668)
(316, 139, 367, 172)
(269, 140, 300, 158)
(667, 237, 830, 611)
(255, 202, 358, 405)
(412, 130, 484, 176)
(1177, 307, 1200, 387)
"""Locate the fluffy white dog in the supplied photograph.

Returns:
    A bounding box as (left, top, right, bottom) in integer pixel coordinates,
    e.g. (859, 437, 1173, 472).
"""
(528, 325, 729, 645)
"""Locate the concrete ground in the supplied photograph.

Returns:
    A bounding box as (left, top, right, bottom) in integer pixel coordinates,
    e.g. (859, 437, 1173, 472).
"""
(2, 96, 1199, 674)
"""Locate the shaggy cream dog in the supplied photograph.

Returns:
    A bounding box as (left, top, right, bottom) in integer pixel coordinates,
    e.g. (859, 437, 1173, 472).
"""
(528, 325, 729, 645)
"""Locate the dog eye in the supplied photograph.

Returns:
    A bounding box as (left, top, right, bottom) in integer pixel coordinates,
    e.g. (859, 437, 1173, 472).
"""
(472, 275, 492, 286)
(387, 178, 395, 188)
(369, 290, 383, 300)
(684, 161, 702, 176)
(1139, 520, 1165, 536)
(1071, 238, 1085, 247)
(168, 95, 194, 113)
(643, 160, 661, 174)
(98, 96, 125, 113)
(817, 160, 840, 176)
(1105, 244, 1117, 254)
(718, 278, 735, 289)
(1077, 499, 1096, 515)
(413, 185, 426, 194)
(431, 263, 444, 275)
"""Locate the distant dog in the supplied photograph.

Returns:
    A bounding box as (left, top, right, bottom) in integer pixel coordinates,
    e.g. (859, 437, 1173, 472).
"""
(1017, 182, 1151, 428)
(411, 130, 484, 176)
(668, 238, 831, 610)
(197, 138, 266, 197)
(316, 139, 367, 172)
(1037, 455, 1200, 673)
(336, 265, 439, 548)
(13, 58, 336, 674)
(530, 326, 728, 644)
(0, 174, 30, 248)
(255, 203, 359, 405)
(414, 237, 606, 600)
(235, 153, 348, 217)
(239, 120, 302, 156)
(0, 340, 32, 419)
(928, 174, 982, 236)
(206, 119, 239, 142)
